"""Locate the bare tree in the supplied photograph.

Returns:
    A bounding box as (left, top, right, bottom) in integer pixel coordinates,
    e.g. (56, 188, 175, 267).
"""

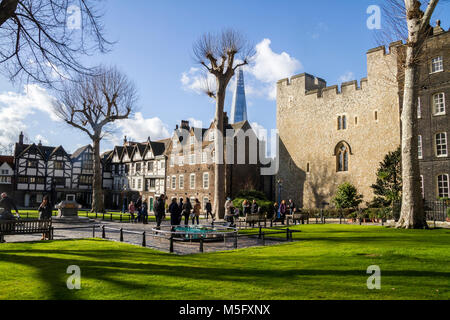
(0, 0, 111, 86)
(193, 29, 254, 219)
(379, 0, 440, 229)
(54, 66, 138, 212)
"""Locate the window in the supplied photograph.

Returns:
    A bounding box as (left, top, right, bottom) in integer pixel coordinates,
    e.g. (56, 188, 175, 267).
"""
(374, 111, 378, 121)
(202, 151, 207, 164)
(137, 179, 142, 189)
(54, 177, 65, 186)
(171, 176, 176, 190)
(342, 116, 347, 129)
(82, 153, 93, 170)
(306, 163, 310, 174)
(0, 177, 10, 184)
(337, 116, 342, 130)
(1, 169, 8, 175)
(417, 97, 422, 119)
(355, 117, 358, 126)
(433, 93, 445, 115)
(431, 56, 443, 73)
(170, 156, 175, 167)
(136, 163, 141, 173)
(190, 136, 195, 145)
(178, 155, 185, 166)
(36, 177, 45, 184)
(190, 174, 196, 189)
(418, 135, 423, 159)
(27, 160, 37, 168)
(54, 161, 64, 170)
(173, 138, 178, 149)
(147, 161, 154, 172)
(436, 133, 448, 157)
(131, 178, 136, 189)
(336, 143, 349, 172)
(18, 177, 28, 183)
(203, 173, 209, 189)
(437, 174, 449, 198)
(420, 175, 424, 199)
(79, 175, 93, 185)
(209, 131, 215, 141)
(189, 153, 195, 165)
(179, 175, 184, 189)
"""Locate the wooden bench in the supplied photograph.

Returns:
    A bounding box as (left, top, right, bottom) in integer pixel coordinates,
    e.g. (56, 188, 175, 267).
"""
(240, 214, 266, 227)
(287, 213, 309, 225)
(0, 220, 53, 243)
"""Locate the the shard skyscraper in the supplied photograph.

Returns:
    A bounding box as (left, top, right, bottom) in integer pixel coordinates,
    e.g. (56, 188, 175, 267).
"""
(230, 68, 248, 124)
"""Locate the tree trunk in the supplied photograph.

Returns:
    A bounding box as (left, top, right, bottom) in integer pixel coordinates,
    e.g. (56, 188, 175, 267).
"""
(396, 3, 427, 229)
(0, 0, 19, 27)
(214, 83, 226, 220)
(91, 136, 105, 213)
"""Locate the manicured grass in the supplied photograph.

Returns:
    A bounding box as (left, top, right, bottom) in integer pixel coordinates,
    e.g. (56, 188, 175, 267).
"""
(0, 225, 448, 300)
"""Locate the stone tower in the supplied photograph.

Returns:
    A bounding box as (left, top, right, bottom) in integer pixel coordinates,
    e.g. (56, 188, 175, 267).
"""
(230, 68, 248, 124)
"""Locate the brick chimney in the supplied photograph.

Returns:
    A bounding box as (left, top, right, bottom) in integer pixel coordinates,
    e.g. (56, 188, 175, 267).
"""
(180, 120, 190, 130)
(19, 132, 24, 145)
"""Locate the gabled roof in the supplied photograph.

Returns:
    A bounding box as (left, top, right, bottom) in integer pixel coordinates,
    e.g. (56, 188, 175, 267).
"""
(71, 145, 92, 160)
(0, 156, 14, 169)
(101, 150, 114, 164)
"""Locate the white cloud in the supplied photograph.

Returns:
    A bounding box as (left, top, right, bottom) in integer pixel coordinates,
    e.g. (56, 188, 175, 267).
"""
(0, 84, 59, 146)
(181, 67, 216, 95)
(35, 134, 49, 145)
(110, 112, 170, 145)
(338, 71, 355, 83)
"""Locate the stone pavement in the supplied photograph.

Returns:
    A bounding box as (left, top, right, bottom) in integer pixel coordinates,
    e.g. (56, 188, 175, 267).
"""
(2, 219, 285, 255)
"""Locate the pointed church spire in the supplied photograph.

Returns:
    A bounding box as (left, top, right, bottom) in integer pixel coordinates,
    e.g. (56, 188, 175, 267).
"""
(230, 67, 248, 124)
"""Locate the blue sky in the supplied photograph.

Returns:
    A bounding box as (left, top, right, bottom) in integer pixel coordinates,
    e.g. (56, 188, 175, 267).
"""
(0, 0, 449, 154)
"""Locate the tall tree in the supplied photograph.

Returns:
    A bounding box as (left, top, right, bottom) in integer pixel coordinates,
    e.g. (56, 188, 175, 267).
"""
(193, 29, 254, 219)
(371, 147, 402, 208)
(397, 0, 438, 229)
(380, 0, 440, 228)
(54, 66, 137, 212)
(0, 0, 110, 86)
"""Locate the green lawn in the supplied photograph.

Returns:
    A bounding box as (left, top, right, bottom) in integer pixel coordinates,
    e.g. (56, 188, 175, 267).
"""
(0, 225, 449, 300)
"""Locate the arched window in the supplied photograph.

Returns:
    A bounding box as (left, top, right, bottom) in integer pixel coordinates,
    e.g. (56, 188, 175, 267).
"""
(342, 116, 347, 129)
(335, 142, 350, 172)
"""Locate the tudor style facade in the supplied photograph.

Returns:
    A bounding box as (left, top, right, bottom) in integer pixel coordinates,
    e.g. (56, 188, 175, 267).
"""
(0, 156, 14, 195)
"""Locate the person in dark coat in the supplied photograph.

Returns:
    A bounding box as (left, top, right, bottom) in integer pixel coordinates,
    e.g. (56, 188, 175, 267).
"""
(135, 196, 143, 222)
(169, 198, 180, 226)
(242, 200, 251, 216)
(154, 195, 166, 229)
(178, 198, 184, 225)
(251, 200, 259, 214)
(141, 201, 149, 224)
(0, 193, 20, 221)
(182, 198, 192, 226)
(205, 199, 213, 221)
(288, 199, 296, 215)
(38, 195, 52, 240)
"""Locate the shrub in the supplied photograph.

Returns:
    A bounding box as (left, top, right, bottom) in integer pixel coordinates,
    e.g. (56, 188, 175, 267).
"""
(234, 190, 268, 201)
(333, 182, 363, 209)
(232, 198, 272, 214)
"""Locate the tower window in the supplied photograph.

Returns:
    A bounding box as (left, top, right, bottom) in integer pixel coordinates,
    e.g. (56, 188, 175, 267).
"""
(336, 143, 350, 172)
(374, 111, 378, 121)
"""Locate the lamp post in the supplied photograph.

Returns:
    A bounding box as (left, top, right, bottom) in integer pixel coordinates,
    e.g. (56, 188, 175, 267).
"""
(277, 179, 283, 204)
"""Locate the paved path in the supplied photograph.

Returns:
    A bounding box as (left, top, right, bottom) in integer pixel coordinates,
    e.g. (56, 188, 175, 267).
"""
(2, 219, 285, 255)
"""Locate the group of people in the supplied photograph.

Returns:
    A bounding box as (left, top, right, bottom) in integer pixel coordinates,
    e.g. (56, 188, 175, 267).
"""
(127, 196, 149, 224)
(168, 197, 213, 228)
(271, 199, 296, 223)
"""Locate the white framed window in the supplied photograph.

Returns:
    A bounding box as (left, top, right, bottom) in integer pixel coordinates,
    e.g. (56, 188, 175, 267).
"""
(436, 132, 448, 157)
(431, 56, 443, 73)
(179, 175, 184, 189)
(190, 136, 195, 145)
(209, 130, 215, 141)
(137, 179, 142, 189)
(433, 93, 445, 115)
(171, 176, 176, 190)
(190, 173, 196, 189)
(420, 175, 424, 199)
(417, 97, 421, 119)
(132, 178, 136, 189)
(189, 153, 195, 165)
(437, 174, 449, 198)
(203, 172, 209, 189)
(170, 156, 175, 167)
(212, 150, 216, 163)
(173, 137, 178, 149)
(178, 155, 185, 166)
(418, 135, 423, 159)
(201, 151, 207, 164)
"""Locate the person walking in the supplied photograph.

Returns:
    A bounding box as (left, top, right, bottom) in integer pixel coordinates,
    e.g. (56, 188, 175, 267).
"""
(270, 202, 279, 221)
(182, 198, 192, 226)
(38, 195, 53, 240)
(280, 200, 287, 224)
(128, 201, 136, 222)
(0, 193, 20, 221)
(169, 198, 180, 226)
(178, 198, 184, 225)
(242, 200, 251, 216)
(224, 197, 235, 226)
(155, 195, 166, 229)
(205, 199, 213, 221)
(135, 196, 143, 222)
(192, 199, 201, 225)
(141, 201, 149, 224)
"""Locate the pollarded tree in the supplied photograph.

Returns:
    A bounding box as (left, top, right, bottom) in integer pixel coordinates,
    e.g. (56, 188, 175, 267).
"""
(54, 66, 138, 212)
(193, 29, 254, 219)
(0, 0, 110, 86)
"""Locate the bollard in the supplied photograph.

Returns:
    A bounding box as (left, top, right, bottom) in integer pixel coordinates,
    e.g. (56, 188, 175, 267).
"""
(120, 228, 123, 242)
(359, 218, 362, 226)
(142, 232, 146, 247)
(102, 225, 105, 239)
(339, 216, 342, 224)
(234, 232, 238, 249)
(170, 234, 174, 253)
(110, 213, 113, 222)
(286, 228, 290, 241)
(262, 232, 265, 246)
(95, 212, 98, 219)
(120, 214, 122, 222)
(259, 227, 262, 239)
(290, 231, 293, 242)
(316, 217, 318, 224)
(199, 236, 204, 253)
(92, 225, 96, 238)
(270, 219, 273, 228)
(102, 213, 105, 220)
